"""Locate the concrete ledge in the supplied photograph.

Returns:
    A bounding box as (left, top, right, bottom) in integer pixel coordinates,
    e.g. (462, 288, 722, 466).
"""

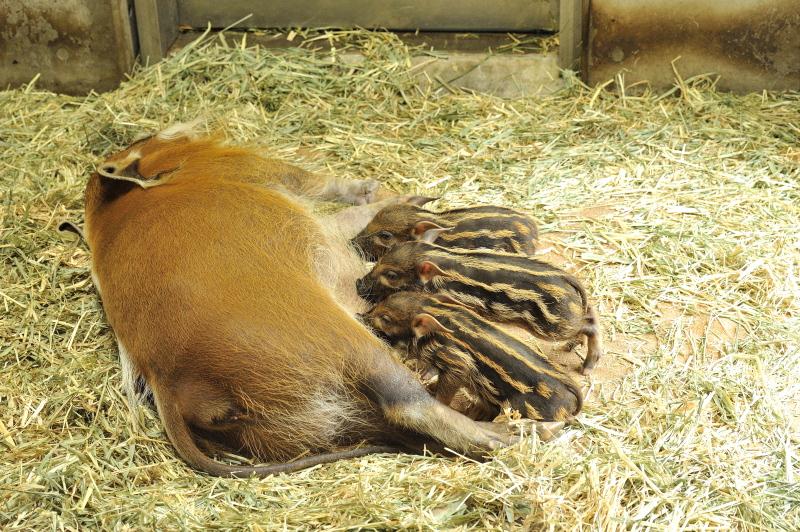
(412, 52, 562, 98)
(171, 31, 565, 98)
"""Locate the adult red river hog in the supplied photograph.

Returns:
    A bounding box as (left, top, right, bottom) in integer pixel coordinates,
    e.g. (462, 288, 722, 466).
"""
(80, 124, 557, 478)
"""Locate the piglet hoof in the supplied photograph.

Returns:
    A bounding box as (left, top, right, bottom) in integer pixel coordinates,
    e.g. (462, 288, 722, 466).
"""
(420, 366, 440, 382)
(561, 340, 580, 352)
(581, 357, 600, 375)
(534, 421, 566, 442)
(474, 420, 520, 451)
(505, 419, 565, 442)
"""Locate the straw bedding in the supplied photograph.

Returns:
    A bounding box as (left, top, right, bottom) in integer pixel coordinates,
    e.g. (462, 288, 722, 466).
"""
(1, 30, 798, 529)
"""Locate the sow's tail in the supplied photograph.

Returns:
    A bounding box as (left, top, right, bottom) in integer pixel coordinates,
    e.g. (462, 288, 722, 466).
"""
(150, 381, 399, 478)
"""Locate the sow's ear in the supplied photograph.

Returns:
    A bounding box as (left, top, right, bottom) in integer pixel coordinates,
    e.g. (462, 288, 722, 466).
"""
(411, 313, 453, 338)
(417, 260, 447, 283)
(58, 221, 86, 242)
(411, 220, 452, 243)
(96, 152, 165, 189)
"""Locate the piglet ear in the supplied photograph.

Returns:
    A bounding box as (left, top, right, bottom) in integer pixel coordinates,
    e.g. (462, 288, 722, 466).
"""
(412, 313, 452, 338)
(417, 260, 447, 283)
(405, 196, 438, 207)
(411, 221, 452, 243)
(156, 119, 203, 140)
(432, 293, 462, 306)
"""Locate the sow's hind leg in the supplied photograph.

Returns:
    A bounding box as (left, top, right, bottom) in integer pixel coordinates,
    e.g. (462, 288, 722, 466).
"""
(361, 349, 519, 456)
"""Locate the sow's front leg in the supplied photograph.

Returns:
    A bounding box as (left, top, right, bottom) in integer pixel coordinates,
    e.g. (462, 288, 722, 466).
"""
(319, 175, 382, 205)
(362, 348, 518, 456)
(326, 195, 418, 240)
(271, 162, 383, 205)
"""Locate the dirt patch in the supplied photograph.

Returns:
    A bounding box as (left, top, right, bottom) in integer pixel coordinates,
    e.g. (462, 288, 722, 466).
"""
(494, 322, 656, 390)
(654, 302, 748, 360)
(291, 146, 324, 161)
(569, 204, 618, 220)
(489, 300, 748, 405)
(529, 229, 646, 385)
(535, 231, 577, 270)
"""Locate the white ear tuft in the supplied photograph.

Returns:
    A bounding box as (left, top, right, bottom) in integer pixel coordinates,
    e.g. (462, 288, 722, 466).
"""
(156, 118, 203, 140)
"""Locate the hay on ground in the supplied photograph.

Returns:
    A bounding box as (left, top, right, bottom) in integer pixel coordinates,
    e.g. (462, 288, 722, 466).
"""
(1, 30, 798, 529)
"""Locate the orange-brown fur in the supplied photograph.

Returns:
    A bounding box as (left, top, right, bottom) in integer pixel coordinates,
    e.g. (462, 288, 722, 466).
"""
(84, 126, 519, 477)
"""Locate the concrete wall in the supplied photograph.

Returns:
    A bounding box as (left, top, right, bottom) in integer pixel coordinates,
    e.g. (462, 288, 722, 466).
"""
(177, 0, 559, 32)
(0, 0, 136, 95)
(588, 0, 800, 92)
(1, 0, 797, 95)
